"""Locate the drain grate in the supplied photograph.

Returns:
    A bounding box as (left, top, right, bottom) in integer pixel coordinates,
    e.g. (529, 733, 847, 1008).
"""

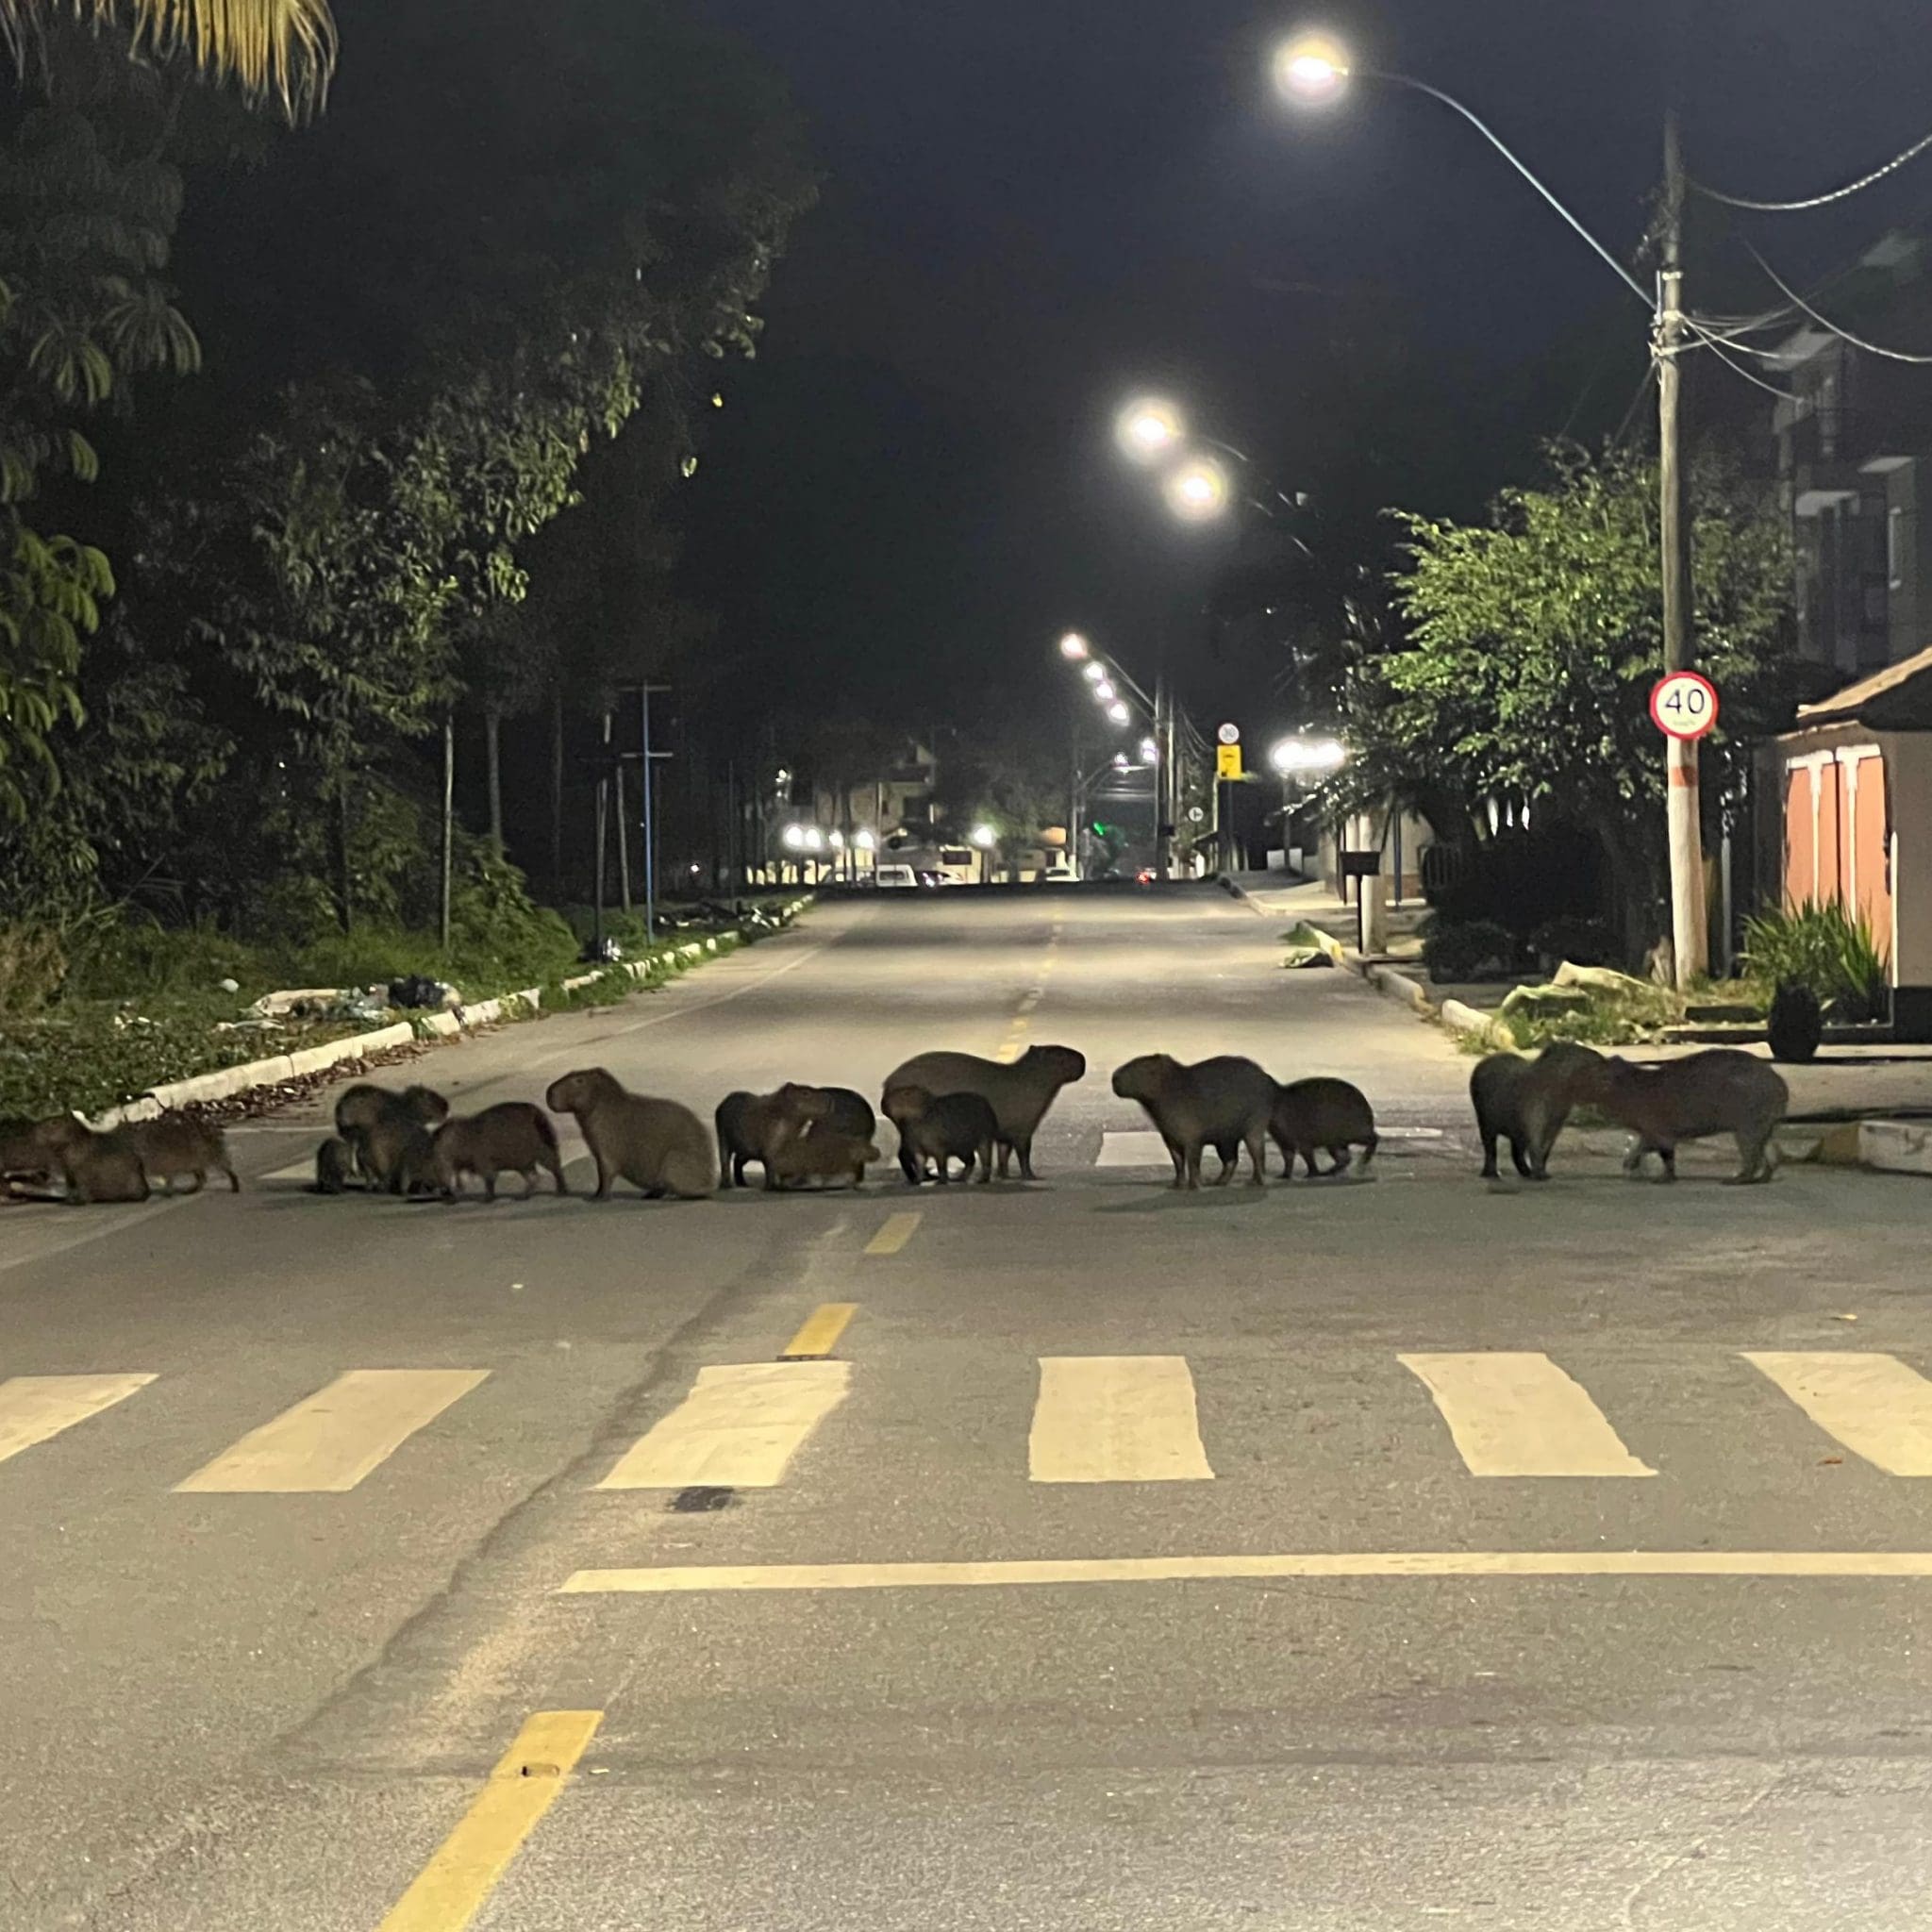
(668, 1485, 736, 1513)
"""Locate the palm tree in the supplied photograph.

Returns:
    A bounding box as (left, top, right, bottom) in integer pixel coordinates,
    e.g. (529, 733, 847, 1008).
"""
(1, 0, 336, 119)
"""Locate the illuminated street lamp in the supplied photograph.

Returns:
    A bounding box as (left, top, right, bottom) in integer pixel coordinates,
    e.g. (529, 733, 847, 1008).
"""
(1107, 700, 1130, 725)
(1081, 661, 1106, 684)
(803, 827, 824, 852)
(1112, 751, 1130, 770)
(1115, 396, 1185, 463)
(1094, 679, 1117, 704)
(780, 824, 806, 850)
(1162, 456, 1231, 523)
(970, 824, 996, 849)
(1059, 630, 1091, 660)
(1272, 33, 1351, 104)
(854, 828, 876, 851)
(1140, 736, 1159, 763)
(1270, 735, 1348, 776)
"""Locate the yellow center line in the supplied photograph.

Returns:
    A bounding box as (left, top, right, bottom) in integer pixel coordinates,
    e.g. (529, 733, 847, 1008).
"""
(780, 1302, 858, 1360)
(375, 1709, 602, 1932)
(864, 1210, 921, 1256)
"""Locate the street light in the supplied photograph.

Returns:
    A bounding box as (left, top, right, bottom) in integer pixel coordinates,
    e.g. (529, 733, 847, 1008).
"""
(1059, 631, 1091, 660)
(854, 828, 876, 852)
(970, 824, 996, 849)
(780, 824, 806, 850)
(1107, 700, 1130, 725)
(1116, 396, 1185, 463)
(1140, 736, 1160, 763)
(803, 827, 824, 852)
(1162, 456, 1231, 522)
(1272, 34, 1350, 104)
(1081, 660, 1106, 684)
(1093, 679, 1117, 704)
(1270, 735, 1347, 775)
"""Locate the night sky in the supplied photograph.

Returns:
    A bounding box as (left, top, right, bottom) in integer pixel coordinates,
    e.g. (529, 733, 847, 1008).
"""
(677, 0, 1932, 743)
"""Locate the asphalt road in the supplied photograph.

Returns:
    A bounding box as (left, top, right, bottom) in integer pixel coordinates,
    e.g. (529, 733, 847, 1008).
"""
(4, 885, 1931, 1931)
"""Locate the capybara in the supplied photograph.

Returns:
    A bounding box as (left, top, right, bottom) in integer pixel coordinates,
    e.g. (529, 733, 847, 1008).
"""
(335, 1083, 449, 1183)
(1576, 1048, 1789, 1184)
(1270, 1076, 1379, 1178)
(715, 1086, 833, 1191)
(545, 1067, 714, 1200)
(125, 1114, 240, 1194)
(1470, 1041, 1604, 1180)
(882, 1084, 998, 1184)
(0, 1115, 54, 1196)
(1110, 1053, 1274, 1189)
(314, 1135, 358, 1194)
(431, 1102, 568, 1201)
(881, 1044, 1085, 1179)
(29, 1116, 150, 1205)
(766, 1123, 880, 1191)
(360, 1115, 441, 1195)
(777, 1083, 876, 1141)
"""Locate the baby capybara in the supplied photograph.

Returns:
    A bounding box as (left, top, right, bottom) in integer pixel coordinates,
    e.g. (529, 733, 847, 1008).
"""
(1270, 1077, 1378, 1178)
(766, 1124, 880, 1191)
(29, 1116, 149, 1204)
(881, 1044, 1085, 1179)
(1111, 1053, 1274, 1189)
(430, 1102, 568, 1201)
(1575, 1048, 1789, 1183)
(545, 1067, 714, 1200)
(125, 1114, 240, 1194)
(882, 1084, 998, 1184)
(314, 1135, 358, 1194)
(715, 1086, 832, 1190)
(335, 1083, 449, 1185)
(1469, 1041, 1604, 1180)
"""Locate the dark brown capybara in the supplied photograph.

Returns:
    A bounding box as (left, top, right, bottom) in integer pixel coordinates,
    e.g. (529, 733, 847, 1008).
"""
(125, 1114, 240, 1194)
(430, 1102, 568, 1201)
(0, 1116, 54, 1196)
(29, 1117, 150, 1204)
(882, 1084, 998, 1184)
(1110, 1053, 1274, 1189)
(881, 1044, 1085, 1179)
(545, 1068, 714, 1200)
(1576, 1048, 1789, 1183)
(777, 1083, 876, 1141)
(765, 1123, 880, 1191)
(358, 1115, 441, 1195)
(1270, 1077, 1379, 1179)
(715, 1086, 833, 1191)
(334, 1083, 450, 1184)
(314, 1135, 358, 1194)
(1469, 1041, 1604, 1180)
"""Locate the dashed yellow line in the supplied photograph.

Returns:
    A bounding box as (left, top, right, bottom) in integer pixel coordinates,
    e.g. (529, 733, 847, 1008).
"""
(375, 1709, 602, 1932)
(781, 1302, 857, 1360)
(864, 1211, 922, 1256)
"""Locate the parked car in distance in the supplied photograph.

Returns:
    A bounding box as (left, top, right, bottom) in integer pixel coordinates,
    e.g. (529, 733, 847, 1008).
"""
(875, 863, 919, 889)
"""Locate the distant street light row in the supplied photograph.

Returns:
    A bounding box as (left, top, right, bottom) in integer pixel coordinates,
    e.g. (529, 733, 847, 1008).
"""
(780, 824, 878, 853)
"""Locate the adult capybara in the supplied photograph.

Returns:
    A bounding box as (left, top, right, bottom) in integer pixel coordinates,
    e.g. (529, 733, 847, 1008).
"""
(359, 1115, 441, 1195)
(335, 1083, 449, 1183)
(431, 1102, 568, 1201)
(881, 1044, 1085, 1179)
(715, 1086, 832, 1191)
(1470, 1041, 1604, 1180)
(125, 1114, 240, 1194)
(1270, 1077, 1379, 1178)
(1110, 1053, 1274, 1189)
(29, 1117, 150, 1204)
(314, 1135, 358, 1194)
(1576, 1048, 1789, 1183)
(882, 1084, 998, 1184)
(778, 1083, 875, 1141)
(546, 1067, 714, 1200)
(766, 1124, 880, 1191)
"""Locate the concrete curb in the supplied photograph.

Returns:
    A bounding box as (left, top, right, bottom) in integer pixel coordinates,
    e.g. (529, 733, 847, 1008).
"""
(87, 899, 811, 1129)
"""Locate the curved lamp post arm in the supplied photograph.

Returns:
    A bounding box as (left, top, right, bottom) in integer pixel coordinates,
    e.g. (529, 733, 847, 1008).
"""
(1359, 68, 1653, 308)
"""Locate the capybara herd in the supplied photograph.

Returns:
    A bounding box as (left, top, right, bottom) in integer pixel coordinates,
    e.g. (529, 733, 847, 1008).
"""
(3, 1035, 1791, 1208)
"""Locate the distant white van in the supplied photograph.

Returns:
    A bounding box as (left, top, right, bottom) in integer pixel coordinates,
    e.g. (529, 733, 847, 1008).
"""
(874, 863, 919, 889)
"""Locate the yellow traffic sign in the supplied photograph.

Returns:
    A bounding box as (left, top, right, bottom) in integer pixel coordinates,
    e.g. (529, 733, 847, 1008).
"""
(1216, 743, 1243, 780)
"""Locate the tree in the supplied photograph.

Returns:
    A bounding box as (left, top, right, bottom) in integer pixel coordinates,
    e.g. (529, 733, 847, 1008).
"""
(1353, 444, 1799, 945)
(1, 0, 334, 120)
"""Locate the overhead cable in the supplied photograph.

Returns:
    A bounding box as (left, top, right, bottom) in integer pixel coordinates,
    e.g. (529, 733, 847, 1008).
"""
(1691, 124, 1932, 212)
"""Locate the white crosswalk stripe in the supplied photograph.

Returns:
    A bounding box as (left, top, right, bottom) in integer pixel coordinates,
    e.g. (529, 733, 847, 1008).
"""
(1029, 1356, 1214, 1482)
(0, 1373, 156, 1465)
(1400, 1352, 1656, 1476)
(175, 1369, 490, 1493)
(598, 1361, 852, 1490)
(1743, 1352, 1932, 1475)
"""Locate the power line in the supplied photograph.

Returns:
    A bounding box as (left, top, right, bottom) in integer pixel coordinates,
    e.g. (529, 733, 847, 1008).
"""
(1678, 318, 1804, 402)
(1691, 124, 1932, 212)
(1746, 239, 1932, 364)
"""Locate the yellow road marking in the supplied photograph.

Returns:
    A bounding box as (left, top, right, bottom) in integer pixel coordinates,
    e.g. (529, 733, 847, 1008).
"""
(375, 1709, 602, 1932)
(781, 1302, 857, 1360)
(1744, 1351, 1932, 1474)
(0, 1373, 156, 1466)
(597, 1360, 850, 1490)
(176, 1369, 489, 1493)
(560, 1550, 1932, 1593)
(1029, 1356, 1214, 1482)
(864, 1211, 922, 1256)
(1399, 1352, 1655, 1477)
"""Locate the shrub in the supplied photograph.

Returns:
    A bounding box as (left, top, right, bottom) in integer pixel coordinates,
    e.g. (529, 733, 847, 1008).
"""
(1424, 826, 1603, 938)
(1421, 917, 1515, 982)
(1527, 916, 1621, 969)
(1741, 900, 1888, 1024)
(0, 925, 67, 1009)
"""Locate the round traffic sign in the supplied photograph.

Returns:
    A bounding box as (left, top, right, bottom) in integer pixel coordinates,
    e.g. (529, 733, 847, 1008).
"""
(1649, 670, 1718, 741)
(1216, 722, 1241, 746)
(1187, 805, 1206, 824)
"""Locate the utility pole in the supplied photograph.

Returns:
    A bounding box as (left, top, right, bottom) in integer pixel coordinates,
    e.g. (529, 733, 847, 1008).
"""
(1153, 674, 1172, 881)
(1657, 107, 1708, 987)
(637, 683, 671, 946)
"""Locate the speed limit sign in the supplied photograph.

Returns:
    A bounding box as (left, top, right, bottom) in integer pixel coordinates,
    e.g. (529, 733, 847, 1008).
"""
(1649, 670, 1719, 741)
(1216, 722, 1241, 746)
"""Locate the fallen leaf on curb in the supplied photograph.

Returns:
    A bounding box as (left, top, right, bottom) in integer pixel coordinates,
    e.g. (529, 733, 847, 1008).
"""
(1833, 1312, 1858, 1323)
(1821, 1457, 1843, 1466)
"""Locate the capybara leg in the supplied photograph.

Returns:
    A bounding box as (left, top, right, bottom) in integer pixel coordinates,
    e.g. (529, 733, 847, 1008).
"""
(1622, 1139, 1647, 1176)
(1244, 1128, 1268, 1186)
(934, 1157, 951, 1185)
(518, 1168, 538, 1200)
(1211, 1142, 1235, 1187)
(1183, 1142, 1203, 1191)
(1509, 1137, 1537, 1178)
(182, 1172, 206, 1196)
(225, 1162, 242, 1192)
(591, 1160, 612, 1202)
(975, 1140, 993, 1182)
(1300, 1147, 1323, 1178)
(899, 1145, 923, 1187)
(1164, 1138, 1186, 1188)
(1655, 1145, 1677, 1183)
(545, 1154, 569, 1196)
(1016, 1136, 1036, 1180)
(1728, 1129, 1774, 1184)
(1326, 1146, 1353, 1176)
(1478, 1130, 1500, 1179)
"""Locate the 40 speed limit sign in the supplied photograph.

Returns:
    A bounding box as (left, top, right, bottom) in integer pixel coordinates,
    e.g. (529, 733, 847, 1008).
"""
(1649, 670, 1719, 741)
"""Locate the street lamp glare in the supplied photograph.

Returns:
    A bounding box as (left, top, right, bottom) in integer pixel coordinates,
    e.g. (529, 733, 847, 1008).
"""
(970, 824, 997, 849)
(1058, 630, 1091, 660)
(1140, 737, 1159, 763)
(854, 828, 877, 852)
(1094, 679, 1116, 703)
(1107, 700, 1131, 725)
(1273, 33, 1352, 104)
(1081, 661, 1106, 684)
(1115, 396, 1185, 464)
(1270, 734, 1349, 775)
(1162, 456, 1230, 522)
(804, 827, 824, 852)
(780, 823, 806, 850)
